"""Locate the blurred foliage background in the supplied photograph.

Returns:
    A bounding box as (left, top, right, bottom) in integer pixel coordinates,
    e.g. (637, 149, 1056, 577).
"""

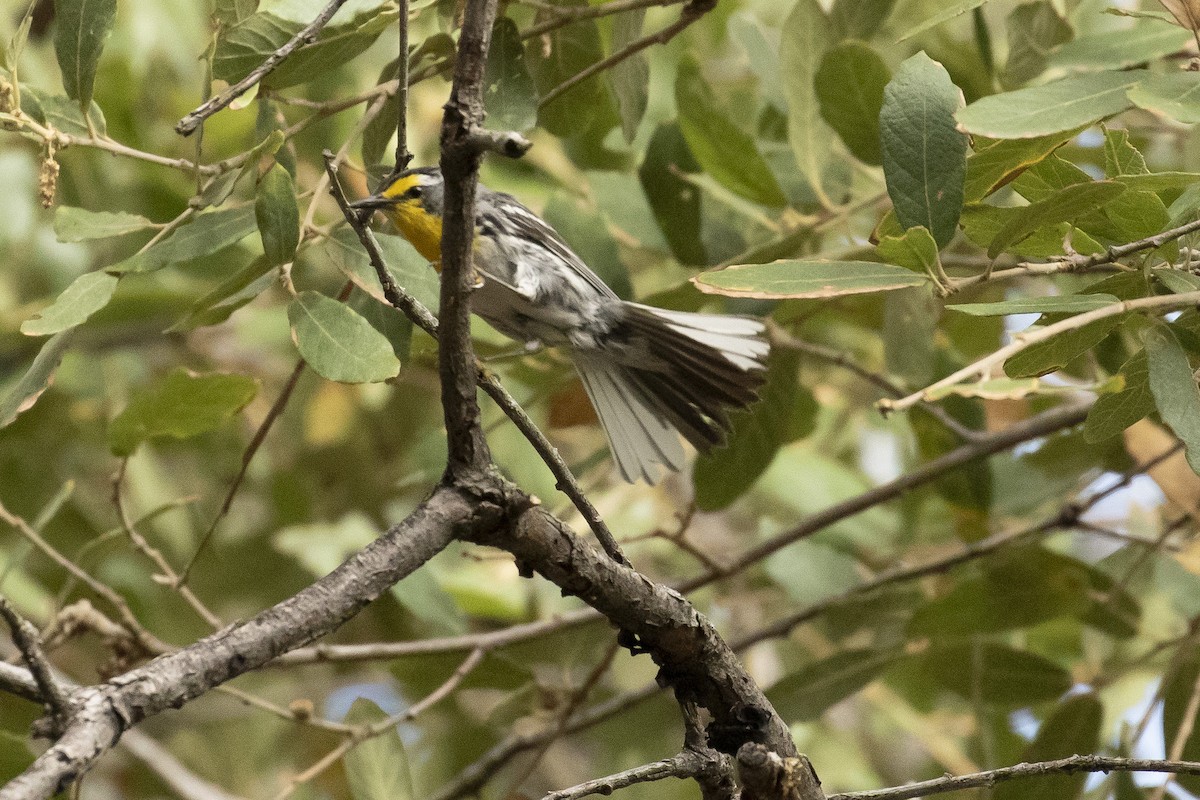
(7, 0, 1200, 799)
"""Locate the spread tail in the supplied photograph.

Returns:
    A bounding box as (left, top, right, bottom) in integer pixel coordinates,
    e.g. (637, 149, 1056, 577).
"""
(572, 303, 769, 484)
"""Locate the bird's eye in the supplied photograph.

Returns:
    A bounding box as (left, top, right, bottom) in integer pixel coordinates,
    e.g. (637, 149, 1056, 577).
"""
(408, 185, 423, 199)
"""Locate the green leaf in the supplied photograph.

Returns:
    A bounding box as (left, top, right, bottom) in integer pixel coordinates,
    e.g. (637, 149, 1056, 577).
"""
(108, 368, 259, 456)
(1103, 128, 1148, 176)
(829, 0, 896, 41)
(1104, 189, 1170, 243)
(1051, 21, 1191, 71)
(693, 260, 929, 299)
(948, 294, 1119, 316)
(204, 128, 285, 207)
(885, 287, 938, 386)
(1128, 72, 1200, 124)
(1005, 316, 1124, 378)
(1013, 153, 1092, 200)
(1142, 321, 1200, 476)
(362, 57, 401, 169)
(527, 3, 611, 137)
(1120, 171, 1200, 193)
(483, 17, 538, 133)
(693, 351, 813, 510)
(815, 41, 890, 166)
(255, 163, 299, 267)
(961, 204, 1103, 259)
(880, 52, 967, 249)
(780, 0, 831, 203)
(113, 205, 258, 273)
(675, 57, 786, 208)
(1156, 268, 1200, 294)
(638, 122, 705, 266)
(957, 71, 1146, 139)
(608, 10, 648, 143)
(350, 290, 411, 363)
(964, 128, 1085, 202)
(53, 207, 156, 242)
(214, 0, 258, 26)
(767, 647, 905, 722)
(20, 86, 107, 137)
(909, 547, 1092, 637)
(213, 5, 398, 90)
(987, 180, 1127, 258)
(993, 694, 1103, 800)
(20, 271, 120, 336)
(0, 331, 74, 429)
(877, 226, 941, 276)
(896, 0, 991, 42)
(343, 698, 414, 800)
(1001, 2, 1072, 89)
(922, 643, 1072, 705)
(53, 0, 117, 108)
(1085, 352, 1151, 443)
(316, 229, 440, 313)
(288, 291, 402, 384)
(169, 256, 274, 333)
(728, 13, 786, 111)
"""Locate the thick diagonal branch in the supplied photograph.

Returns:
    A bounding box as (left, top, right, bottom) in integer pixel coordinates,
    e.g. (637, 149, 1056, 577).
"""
(0, 485, 498, 800)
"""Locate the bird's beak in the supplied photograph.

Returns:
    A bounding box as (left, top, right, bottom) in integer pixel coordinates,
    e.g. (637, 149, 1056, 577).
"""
(349, 196, 394, 211)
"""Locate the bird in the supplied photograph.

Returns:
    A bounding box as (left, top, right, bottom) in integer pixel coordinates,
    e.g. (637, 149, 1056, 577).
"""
(351, 166, 769, 484)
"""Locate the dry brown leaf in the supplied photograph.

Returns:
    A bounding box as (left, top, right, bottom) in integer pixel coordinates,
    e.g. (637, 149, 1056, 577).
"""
(1160, 0, 1200, 32)
(1123, 418, 1200, 520)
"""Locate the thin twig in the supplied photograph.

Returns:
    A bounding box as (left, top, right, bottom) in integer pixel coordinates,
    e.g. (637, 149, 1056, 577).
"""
(522, 0, 686, 41)
(121, 730, 250, 800)
(828, 756, 1200, 800)
(770, 326, 983, 442)
(537, 0, 714, 109)
(882, 292, 1200, 414)
(543, 751, 715, 800)
(0, 594, 71, 734)
(273, 607, 599, 665)
(0, 498, 169, 655)
(395, 0, 413, 172)
(508, 641, 621, 796)
(1150, 666, 1200, 800)
(180, 353, 308, 584)
(952, 216, 1200, 292)
(685, 402, 1089, 590)
(272, 648, 485, 800)
(176, 0, 353, 135)
(110, 461, 223, 629)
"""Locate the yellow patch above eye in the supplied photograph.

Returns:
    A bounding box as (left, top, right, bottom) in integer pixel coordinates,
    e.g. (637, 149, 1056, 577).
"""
(382, 173, 422, 200)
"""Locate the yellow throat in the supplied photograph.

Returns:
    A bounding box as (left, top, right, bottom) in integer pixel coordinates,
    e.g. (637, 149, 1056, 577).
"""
(381, 175, 443, 266)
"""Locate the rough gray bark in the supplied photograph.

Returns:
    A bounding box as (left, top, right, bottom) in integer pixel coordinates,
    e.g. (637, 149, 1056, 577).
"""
(0, 486, 490, 799)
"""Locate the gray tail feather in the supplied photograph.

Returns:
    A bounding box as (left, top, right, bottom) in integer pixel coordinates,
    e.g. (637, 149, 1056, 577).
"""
(572, 303, 770, 484)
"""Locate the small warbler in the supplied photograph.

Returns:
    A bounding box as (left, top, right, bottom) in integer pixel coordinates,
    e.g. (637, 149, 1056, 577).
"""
(352, 167, 769, 484)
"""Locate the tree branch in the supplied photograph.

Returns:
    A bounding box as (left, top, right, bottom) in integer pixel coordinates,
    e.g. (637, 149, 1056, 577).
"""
(543, 749, 725, 800)
(683, 402, 1090, 591)
(882, 292, 1200, 414)
(0, 595, 71, 734)
(828, 756, 1200, 800)
(437, 0, 505, 479)
(0, 484, 495, 800)
(175, 0, 353, 136)
(468, 507, 812, 772)
(536, 0, 714, 109)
